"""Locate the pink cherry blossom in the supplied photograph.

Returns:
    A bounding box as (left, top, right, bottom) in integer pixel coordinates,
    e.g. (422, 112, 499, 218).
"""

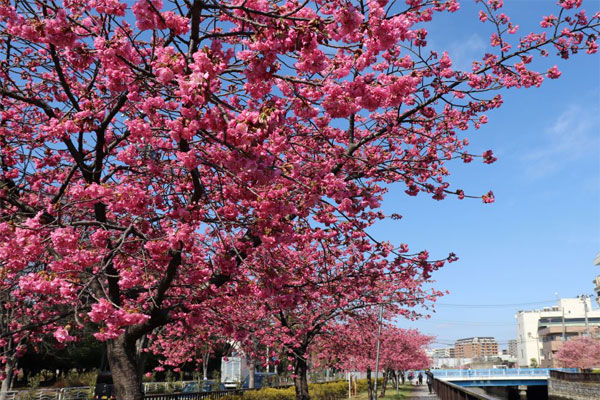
(53, 327, 76, 343)
(547, 65, 562, 78)
(556, 336, 600, 368)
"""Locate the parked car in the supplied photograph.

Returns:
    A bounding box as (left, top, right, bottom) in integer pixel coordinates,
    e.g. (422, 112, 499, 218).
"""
(93, 372, 115, 400)
(241, 372, 280, 389)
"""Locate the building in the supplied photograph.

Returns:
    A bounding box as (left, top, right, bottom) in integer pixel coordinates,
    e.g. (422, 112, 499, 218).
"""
(433, 348, 452, 358)
(508, 340, 518, 358)
(516, 297, 600, 368)
(431, 357, 468, 369)
(431, 347, 460, 369)
(432, 347, 455, 359)
(454, 337, 499, 359)
(516, 307, 542, 367)
(538, 315, 600, 368)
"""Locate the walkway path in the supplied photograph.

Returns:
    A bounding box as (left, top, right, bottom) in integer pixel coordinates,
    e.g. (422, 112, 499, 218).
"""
(408, 385, 439, 400)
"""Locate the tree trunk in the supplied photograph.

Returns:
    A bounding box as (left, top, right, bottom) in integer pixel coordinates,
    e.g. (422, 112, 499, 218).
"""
(366, 367, 373, 400)
(135, 335, 149, 382)
(0, 355, 15, 400)
(106, 336, 144, 400)
(293, 356, 310, 400)
(202, 351, 209, 381)
(200, 347, 209, 381)
(380, 368, 389, 398)
(248, 359, 255, 389)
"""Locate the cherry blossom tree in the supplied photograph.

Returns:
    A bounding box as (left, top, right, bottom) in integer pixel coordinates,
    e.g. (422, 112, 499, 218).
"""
(262, 253, 440, 400)
(556, 336, 600, 369)
(0, 1, 598, 400)
(313, 314, 432, 400)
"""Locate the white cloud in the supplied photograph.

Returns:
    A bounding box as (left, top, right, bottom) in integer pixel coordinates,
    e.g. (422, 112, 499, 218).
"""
(522, 104, 600, 179)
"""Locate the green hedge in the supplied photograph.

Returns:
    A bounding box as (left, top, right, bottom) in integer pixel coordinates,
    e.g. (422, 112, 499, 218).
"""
(309, 381, 348, 400)
(220, 379, 382, 400)
(355, 378, 383, 392)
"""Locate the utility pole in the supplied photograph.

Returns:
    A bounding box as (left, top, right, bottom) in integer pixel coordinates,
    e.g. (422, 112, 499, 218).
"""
(373, 304, 384, 400)
(556, 293, 566, 341)
(562, 305, 566, 341)
(578, 294, 590, 337)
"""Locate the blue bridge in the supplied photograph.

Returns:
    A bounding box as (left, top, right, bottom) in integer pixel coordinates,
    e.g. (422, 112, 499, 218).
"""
(424, 368, 578, 387)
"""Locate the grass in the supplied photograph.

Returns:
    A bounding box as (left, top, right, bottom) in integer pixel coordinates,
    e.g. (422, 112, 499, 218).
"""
(355, 384, 414, 399)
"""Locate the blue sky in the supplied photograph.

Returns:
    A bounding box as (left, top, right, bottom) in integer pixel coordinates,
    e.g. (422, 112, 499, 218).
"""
(369, 0, 600, 349)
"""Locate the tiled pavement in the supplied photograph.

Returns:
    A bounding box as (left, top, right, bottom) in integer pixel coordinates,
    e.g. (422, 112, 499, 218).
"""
(408, 384, 440, 400)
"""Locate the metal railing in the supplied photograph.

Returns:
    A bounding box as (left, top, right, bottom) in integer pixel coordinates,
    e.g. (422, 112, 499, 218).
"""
(142, 381, 344, 400)
(144, 384, 297, 400)
(1, 379, 338, 400)
(0, 392, 16, 400)
(143, 382, 198, 394)
(0, 387, 92, 400)
(427, 368, 578, 379)
(550, 370, 600, 383)
(145, 389, 245, 400)
(432, 379, 496, 400)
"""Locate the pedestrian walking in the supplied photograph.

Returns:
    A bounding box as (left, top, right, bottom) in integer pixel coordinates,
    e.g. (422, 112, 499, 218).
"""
(408, 371, 414, 385)
(418, 372, 423, 385)
(426, 371, 434, 394)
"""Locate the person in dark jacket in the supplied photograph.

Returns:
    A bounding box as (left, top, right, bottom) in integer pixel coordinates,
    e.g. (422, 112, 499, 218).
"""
(426, 371, 434, 394)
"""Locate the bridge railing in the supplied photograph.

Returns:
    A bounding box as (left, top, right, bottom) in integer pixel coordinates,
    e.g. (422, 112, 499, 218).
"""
(432, 378, 496, 400)
(427, 368, 578, 379)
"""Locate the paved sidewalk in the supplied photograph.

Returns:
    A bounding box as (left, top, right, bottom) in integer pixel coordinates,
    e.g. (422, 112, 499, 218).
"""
(408, 384, 439, 399)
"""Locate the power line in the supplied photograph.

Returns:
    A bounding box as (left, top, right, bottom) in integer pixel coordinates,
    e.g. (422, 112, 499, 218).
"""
(435, 300, 556, 308)
(417, 319, 514, 326)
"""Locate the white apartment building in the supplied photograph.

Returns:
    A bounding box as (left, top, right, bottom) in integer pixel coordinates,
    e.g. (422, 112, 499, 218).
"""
(432, 348, 452, 358)
(515, 298, 600, 367)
